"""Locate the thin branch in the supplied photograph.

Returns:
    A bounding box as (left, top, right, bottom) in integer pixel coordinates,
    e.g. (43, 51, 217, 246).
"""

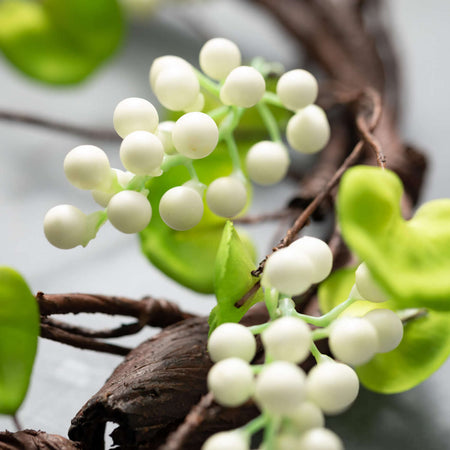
(12, 415, 22, 432)
(233, 208, 296, 224)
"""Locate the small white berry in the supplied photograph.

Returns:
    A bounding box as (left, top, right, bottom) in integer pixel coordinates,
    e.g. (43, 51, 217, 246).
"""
(199, 38, 242, 80)
(355, 262, 389, 302)
(298, 428, 344, 450)
(207, 323, 256, 363)
(183, 93, 205, 113)
(206, 176, 247, 218)
(149, 55, 192, 90)
(113, 97, 159, 138)
(364, 308, 404, 353)
(286, 401, 325, 433)
(107, 190, 152, 234)
(276, 69, 318, 111)
(92, 169, 134, 207)
(202, 431, 248, 450)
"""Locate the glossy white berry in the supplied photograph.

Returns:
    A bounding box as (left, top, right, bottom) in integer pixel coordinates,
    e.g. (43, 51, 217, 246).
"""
(159, 186, 204, 231)
(298, 428, 344, 450)
(254, 361, 306, 415)
(202, 431, 248, 450)
(206, 176, 247, 218)
(44, 205, 88, 249)
(329, 316, 378, 366)
(172, 112, 219, 159)
(220, 66, 265, 108)
(107, 190, 152, 234)
(286, 105, 330, 154)
(274, 433, 302, 450)
(64, 145, 111, 191)
(207, 358, 254, 407)
(277, 69, 318, 111)
(113, 97, 159, 138)
(184, 93, 205, 113)
(306, 361, 359, 415)
(149, 55, 192, 90)
(156, 121, 177, 155)
(245, 141, 290, 185)
(289, 236, 333, 283)
(208, 323, 256, 363)
(199, 38, 241, 80)
(364, 309, 404, 353)
(262, 247, 314, 296)
(261, 316, 312, 364)
(154, 65, 200, 111)
(120, 130, 164, 175)
(91, 169, 134, 208)
(286, 401, 325, 433)
(355, 262, 389, 302)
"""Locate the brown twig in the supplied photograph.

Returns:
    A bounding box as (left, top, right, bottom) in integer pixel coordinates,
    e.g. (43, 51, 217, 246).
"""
(233, 208, 296, 224)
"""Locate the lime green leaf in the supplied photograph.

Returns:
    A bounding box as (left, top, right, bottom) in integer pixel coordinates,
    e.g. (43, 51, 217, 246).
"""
(0, 0, 123, 84)
(139, 142, 255, 293)
(0, 267, 39, 414)
(318, 267, 450, 393)
(337, 166, 450, 310)
(208, 221, 263, 333)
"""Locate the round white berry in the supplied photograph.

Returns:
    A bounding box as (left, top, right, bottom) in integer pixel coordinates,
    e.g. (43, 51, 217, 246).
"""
(306, 361, 359, 415)
(184, 93, 205, 113)
(120, 130, 164, 175)
(298, 428, 344, 450)
(202, 431, 248, 450)
(172, 112, 219, 159)
(276, 69, 318, 111)
(286, 105, 330, 154)
(261, 316, 312, 364)
(159, 186, 204, 231)
(245, 141, 290, 185)
(64, 145, 111, 191)
(355, 262, 389, 303)
(199, 38, 241, 80)
(149, 55, 192, 90)
(207, 323, 256, 363)
(113, 97, 159, 138)
(44, 205, 88, 249)
(156, 121, 177, 155)
(261, 247, 314, 296)
(275, 433, 302, 450)
(220, 66, 265, 108)
(92, 169, 134, 208)
(254, 361, 306, 415)
(207, 358, 254, 408)
(206, 176, 247, 218)
(289, 236, 333, 283)
(107, 190, 152, 234)
(154, 66, 200, 111)
(286, 401, 325, 433)
(364, 309, 404, 353)
(329, 316, 378, 366)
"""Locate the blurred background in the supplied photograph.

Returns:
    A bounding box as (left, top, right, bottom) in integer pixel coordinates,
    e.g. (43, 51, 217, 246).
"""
(0, 0, 449, 448)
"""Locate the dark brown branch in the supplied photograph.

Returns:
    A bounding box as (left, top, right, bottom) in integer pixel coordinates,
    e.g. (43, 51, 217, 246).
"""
(0, 430, 81, 450)
(234, 208, 297, 224)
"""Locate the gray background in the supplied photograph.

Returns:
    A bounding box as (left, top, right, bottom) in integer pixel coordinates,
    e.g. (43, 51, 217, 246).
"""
(0, 0, 449, 448)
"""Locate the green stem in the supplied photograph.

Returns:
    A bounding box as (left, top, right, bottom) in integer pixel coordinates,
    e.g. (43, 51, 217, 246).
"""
(310, 341, 325, 364)
(264, 288, 279, 320)
(257, 102, 282, 143)
(223, 133, 243, 173)
(263, 415, 281, 450)
(126, 175, 149, 192)
(249, 322, 270, 335)
(194, 69, 221, 97)
(206, 105, 229, 119)
(161, 154, 190, 172)
(312, 327, 329, 341)
(278, 296, 296, 317)
(241, 414, 268, 437)
(262, 91, 284, 108)
(184, 160, 200, 182)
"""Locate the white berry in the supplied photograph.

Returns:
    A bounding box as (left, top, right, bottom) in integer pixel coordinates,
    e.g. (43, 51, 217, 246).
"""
(156, 121, 177, 155)
(202, 431, 248, 450)
(208, 323, 256, 363)
(254, 361, 306, 415)
(277, 69, 318, 111)
(245, 141, 290, 185)
(261, 316, 312, 364)
(149, 55, 192, 90)
(364, 309, 404, 353)
(207, 358, 254, 407)
(261, 247, 314, 296)
(120, 130, 164, 175)
(220, 66, 265, 108)
(64, 145, 111, 191)
(355, 262, 389, 302)
(286, 401, 325, 433)
(286, 105, 330, 154)
(159, 186, 204, 231)
(113, 97, 159, 138)
(289, 236, 333, 283)
(329, 316, 378, 366)
(306, 361, 359, 415)
(199, 38, 241, 81)
(172, 112, 219, 159)
(44, 205, 88, 249)
(92, 169, 134, 207)
(206, 176, 247, 218)
(107, 190, 152, 234)
(298, 428, 344, 450)
(184, 93, 205, 113)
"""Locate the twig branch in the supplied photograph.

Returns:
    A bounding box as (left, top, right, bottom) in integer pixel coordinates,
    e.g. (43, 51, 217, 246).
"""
(234, 208, 296, 224)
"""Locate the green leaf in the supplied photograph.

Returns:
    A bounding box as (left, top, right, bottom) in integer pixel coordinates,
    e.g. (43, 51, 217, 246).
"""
(337, 165, 450, 310)
(208, 221, 263, 333)
(318, 267, 450, 393)
(0, 0, 123, 84)
(139, 142, 255, 293)
(0, 267, 39, 414)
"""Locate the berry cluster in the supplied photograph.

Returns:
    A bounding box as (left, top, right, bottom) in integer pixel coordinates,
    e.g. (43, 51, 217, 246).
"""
(204, 238, 404, 449)
(43, 37, 330, 249)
